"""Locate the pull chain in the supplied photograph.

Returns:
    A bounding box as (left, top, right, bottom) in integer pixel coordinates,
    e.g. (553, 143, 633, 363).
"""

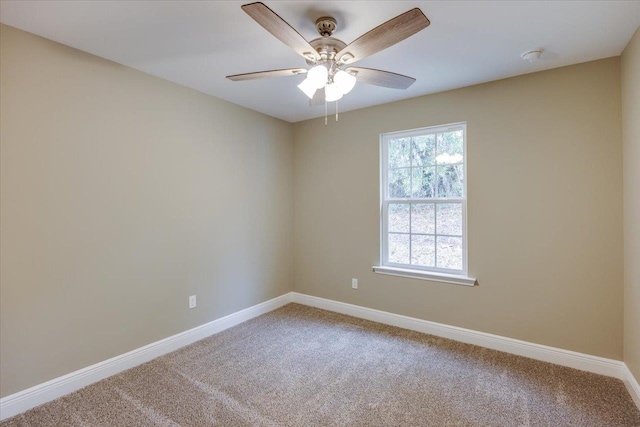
(324, 99, 328, 125)
(336, 100, 339, 122)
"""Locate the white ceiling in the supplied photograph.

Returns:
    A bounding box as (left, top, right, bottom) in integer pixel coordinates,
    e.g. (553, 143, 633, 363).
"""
(1, 1, 639, 123)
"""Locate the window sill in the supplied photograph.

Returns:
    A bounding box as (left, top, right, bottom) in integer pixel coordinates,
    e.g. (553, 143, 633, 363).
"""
(372, 266, 477, 287)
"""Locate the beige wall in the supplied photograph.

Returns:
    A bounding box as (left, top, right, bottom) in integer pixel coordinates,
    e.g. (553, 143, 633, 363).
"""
(0, 20, 631, 399)
(0, 24, 293, 397)
(622, 27, 640, 382)
(293, 57, 623, 359)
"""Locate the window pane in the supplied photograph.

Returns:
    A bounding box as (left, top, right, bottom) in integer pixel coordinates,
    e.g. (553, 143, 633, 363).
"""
(389, 233, 410, 264)
(437, 164, 463, 198)
(436, 203, 462, 236)
(436, 236, 463, 270)
(411, 203, 435, 234)
(388, 137, 411, 168)
(388, 203, 410, 233)
(411, 235, 435, 267)
(436, 130, 464, 164)
(412, 134, 436, 167)
(389, 168, 410, 198)
(411, 167, 435, 198)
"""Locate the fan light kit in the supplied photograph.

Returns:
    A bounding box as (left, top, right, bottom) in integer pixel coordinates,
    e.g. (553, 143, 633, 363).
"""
(227, 2, 431, 122)
(298, 65, 356, 101)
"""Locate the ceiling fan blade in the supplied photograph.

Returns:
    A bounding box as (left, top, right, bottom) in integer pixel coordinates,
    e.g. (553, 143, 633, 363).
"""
(226, 68, 307, 81)
(336, 8, 430, 64)
(346, 67, 416, 89)
(242, 2, 320, 62)
(309, 87, 325, 106)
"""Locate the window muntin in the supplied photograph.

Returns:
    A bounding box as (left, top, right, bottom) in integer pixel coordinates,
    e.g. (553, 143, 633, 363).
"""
(381, 123, 467, 275)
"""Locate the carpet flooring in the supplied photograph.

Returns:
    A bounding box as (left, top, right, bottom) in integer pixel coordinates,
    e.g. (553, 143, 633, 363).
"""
(2, 303, 639, 426)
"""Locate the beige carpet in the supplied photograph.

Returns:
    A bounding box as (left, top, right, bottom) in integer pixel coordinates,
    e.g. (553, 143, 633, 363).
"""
(2, 303, 639, 426)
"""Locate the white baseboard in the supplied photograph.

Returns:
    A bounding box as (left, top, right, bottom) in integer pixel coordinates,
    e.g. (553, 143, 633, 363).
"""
(291, 293, 627, 380)
(623, 364, 640, 410)
(0, 293, 293, 421)
(292, 292, 640, 409)
(3, 291, 638, 421)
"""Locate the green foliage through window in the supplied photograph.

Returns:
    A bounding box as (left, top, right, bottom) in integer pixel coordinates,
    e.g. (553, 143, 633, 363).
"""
(387, 130, 464, 200)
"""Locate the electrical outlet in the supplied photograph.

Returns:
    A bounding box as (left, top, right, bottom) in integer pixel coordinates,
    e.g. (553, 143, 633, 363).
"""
(352, 278, 358, 289)
(189, 295, 196, 309)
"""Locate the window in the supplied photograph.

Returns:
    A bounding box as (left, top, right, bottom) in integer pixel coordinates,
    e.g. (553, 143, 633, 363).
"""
(376, 123, 474, 285)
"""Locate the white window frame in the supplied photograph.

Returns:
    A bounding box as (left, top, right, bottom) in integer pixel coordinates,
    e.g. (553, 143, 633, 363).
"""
(374, 122, 475, 286)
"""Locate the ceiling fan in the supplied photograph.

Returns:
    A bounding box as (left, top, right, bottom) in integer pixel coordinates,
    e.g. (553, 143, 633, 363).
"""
(226, 2, 430, 105)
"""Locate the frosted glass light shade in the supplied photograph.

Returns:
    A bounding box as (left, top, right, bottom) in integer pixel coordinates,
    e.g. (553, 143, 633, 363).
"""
(298, 77, 317, 99)
(307, 65, 328, 89)
(325, 82, 343, 102)
(334, 70, 356, 95)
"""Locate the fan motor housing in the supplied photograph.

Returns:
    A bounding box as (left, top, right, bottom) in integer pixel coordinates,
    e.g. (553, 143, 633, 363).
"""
(308, 37, 346, 65)
(307, 16, 345, 64)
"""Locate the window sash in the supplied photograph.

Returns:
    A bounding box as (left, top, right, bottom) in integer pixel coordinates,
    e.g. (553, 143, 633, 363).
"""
(381, 200, 467, 274)
(380, 123, 468, 275)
